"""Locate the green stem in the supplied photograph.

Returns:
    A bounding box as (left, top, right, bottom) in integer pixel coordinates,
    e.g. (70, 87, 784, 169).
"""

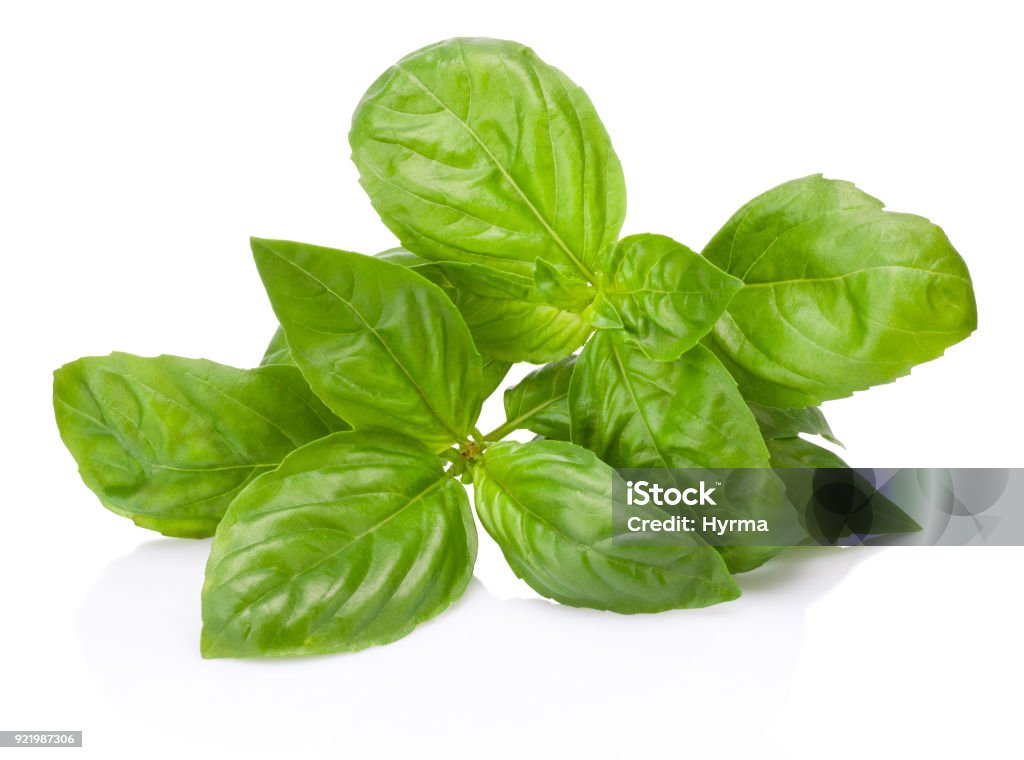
(482, 419, 520, 442)
(482, 390, 569, 442)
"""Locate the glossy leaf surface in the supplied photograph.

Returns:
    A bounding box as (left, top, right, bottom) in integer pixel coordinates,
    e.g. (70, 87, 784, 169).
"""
(252, 238, 483, 450)
(570, 333, 770, 469)
(767, 436, 848, 469)
(202, 431, 476, 657)
(534, 259, 596, 312)
(455, 290, 591, 363)
(474, 440, 739, 612)
(569, 333, 801, 571)
(502, 355, 575, 438)
(375, 253, 513, 396)
(703, 175, 977, 407)
(481, 356, 513, 398)
(375, 247, 454, 292)
(750, 403, 841, 446)
(593, 234, 742, 361)
(53, 353, 346, 537)
(379, 247, 591, 363)
(260, 326, 295, 367)
(350, 37, 626, 284)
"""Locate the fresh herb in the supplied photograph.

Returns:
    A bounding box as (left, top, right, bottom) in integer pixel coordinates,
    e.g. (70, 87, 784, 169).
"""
(53, 354, 347, 538)
(54, 37, 976, 658)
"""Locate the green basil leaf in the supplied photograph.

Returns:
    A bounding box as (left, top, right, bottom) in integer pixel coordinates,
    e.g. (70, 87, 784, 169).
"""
(749, 403, 841, 446)
(534, 259, 596, 312)
(481, 356, 513, 398)
(377, 247, 590, 364)
(252, 238, 484, 451)
(569, 332, 801, 571)
(53, 353, 347, 538)
(474, 439, 739, 612)
(589, 294, 624, 329)
(570, 332, 770, 469)
(438, 261, 535, 300)
(350, 37, 625, 284)
(502, 355, 575, 439)
(767, 437, 921, 539)
(201, 430, 476, 658)
(372, 250, 512, 389)
(703, 175, 978, 407)
(596, 234, 743, 362)
(260, 326, 295, 367)
(767, 436, 847, 469)
(454, 290, 592, 363)
(375, 247, 454, 293)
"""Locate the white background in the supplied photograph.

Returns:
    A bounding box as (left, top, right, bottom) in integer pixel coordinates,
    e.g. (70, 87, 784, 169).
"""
(2, 1, 1022, 757)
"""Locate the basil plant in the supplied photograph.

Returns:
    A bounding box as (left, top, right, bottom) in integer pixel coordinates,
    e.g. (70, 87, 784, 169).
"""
(53, 38, 977, 658)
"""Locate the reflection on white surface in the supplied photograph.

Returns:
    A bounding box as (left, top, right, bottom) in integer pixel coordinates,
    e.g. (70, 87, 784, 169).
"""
(78, 539, 869, 758)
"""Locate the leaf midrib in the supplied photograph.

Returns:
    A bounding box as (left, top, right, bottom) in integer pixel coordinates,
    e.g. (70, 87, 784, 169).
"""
(393, 62, 597, 284)
(504, 389, 569, 434)
(259, 243, 464, 444)
(479, 456, 716, 585)
(741, 265, 970, 290)
(204, 473, 450, 653)
(607, 340, 673, 470)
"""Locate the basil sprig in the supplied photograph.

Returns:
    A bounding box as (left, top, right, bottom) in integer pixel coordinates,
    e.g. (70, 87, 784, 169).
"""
(54, 38, 975, 658)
